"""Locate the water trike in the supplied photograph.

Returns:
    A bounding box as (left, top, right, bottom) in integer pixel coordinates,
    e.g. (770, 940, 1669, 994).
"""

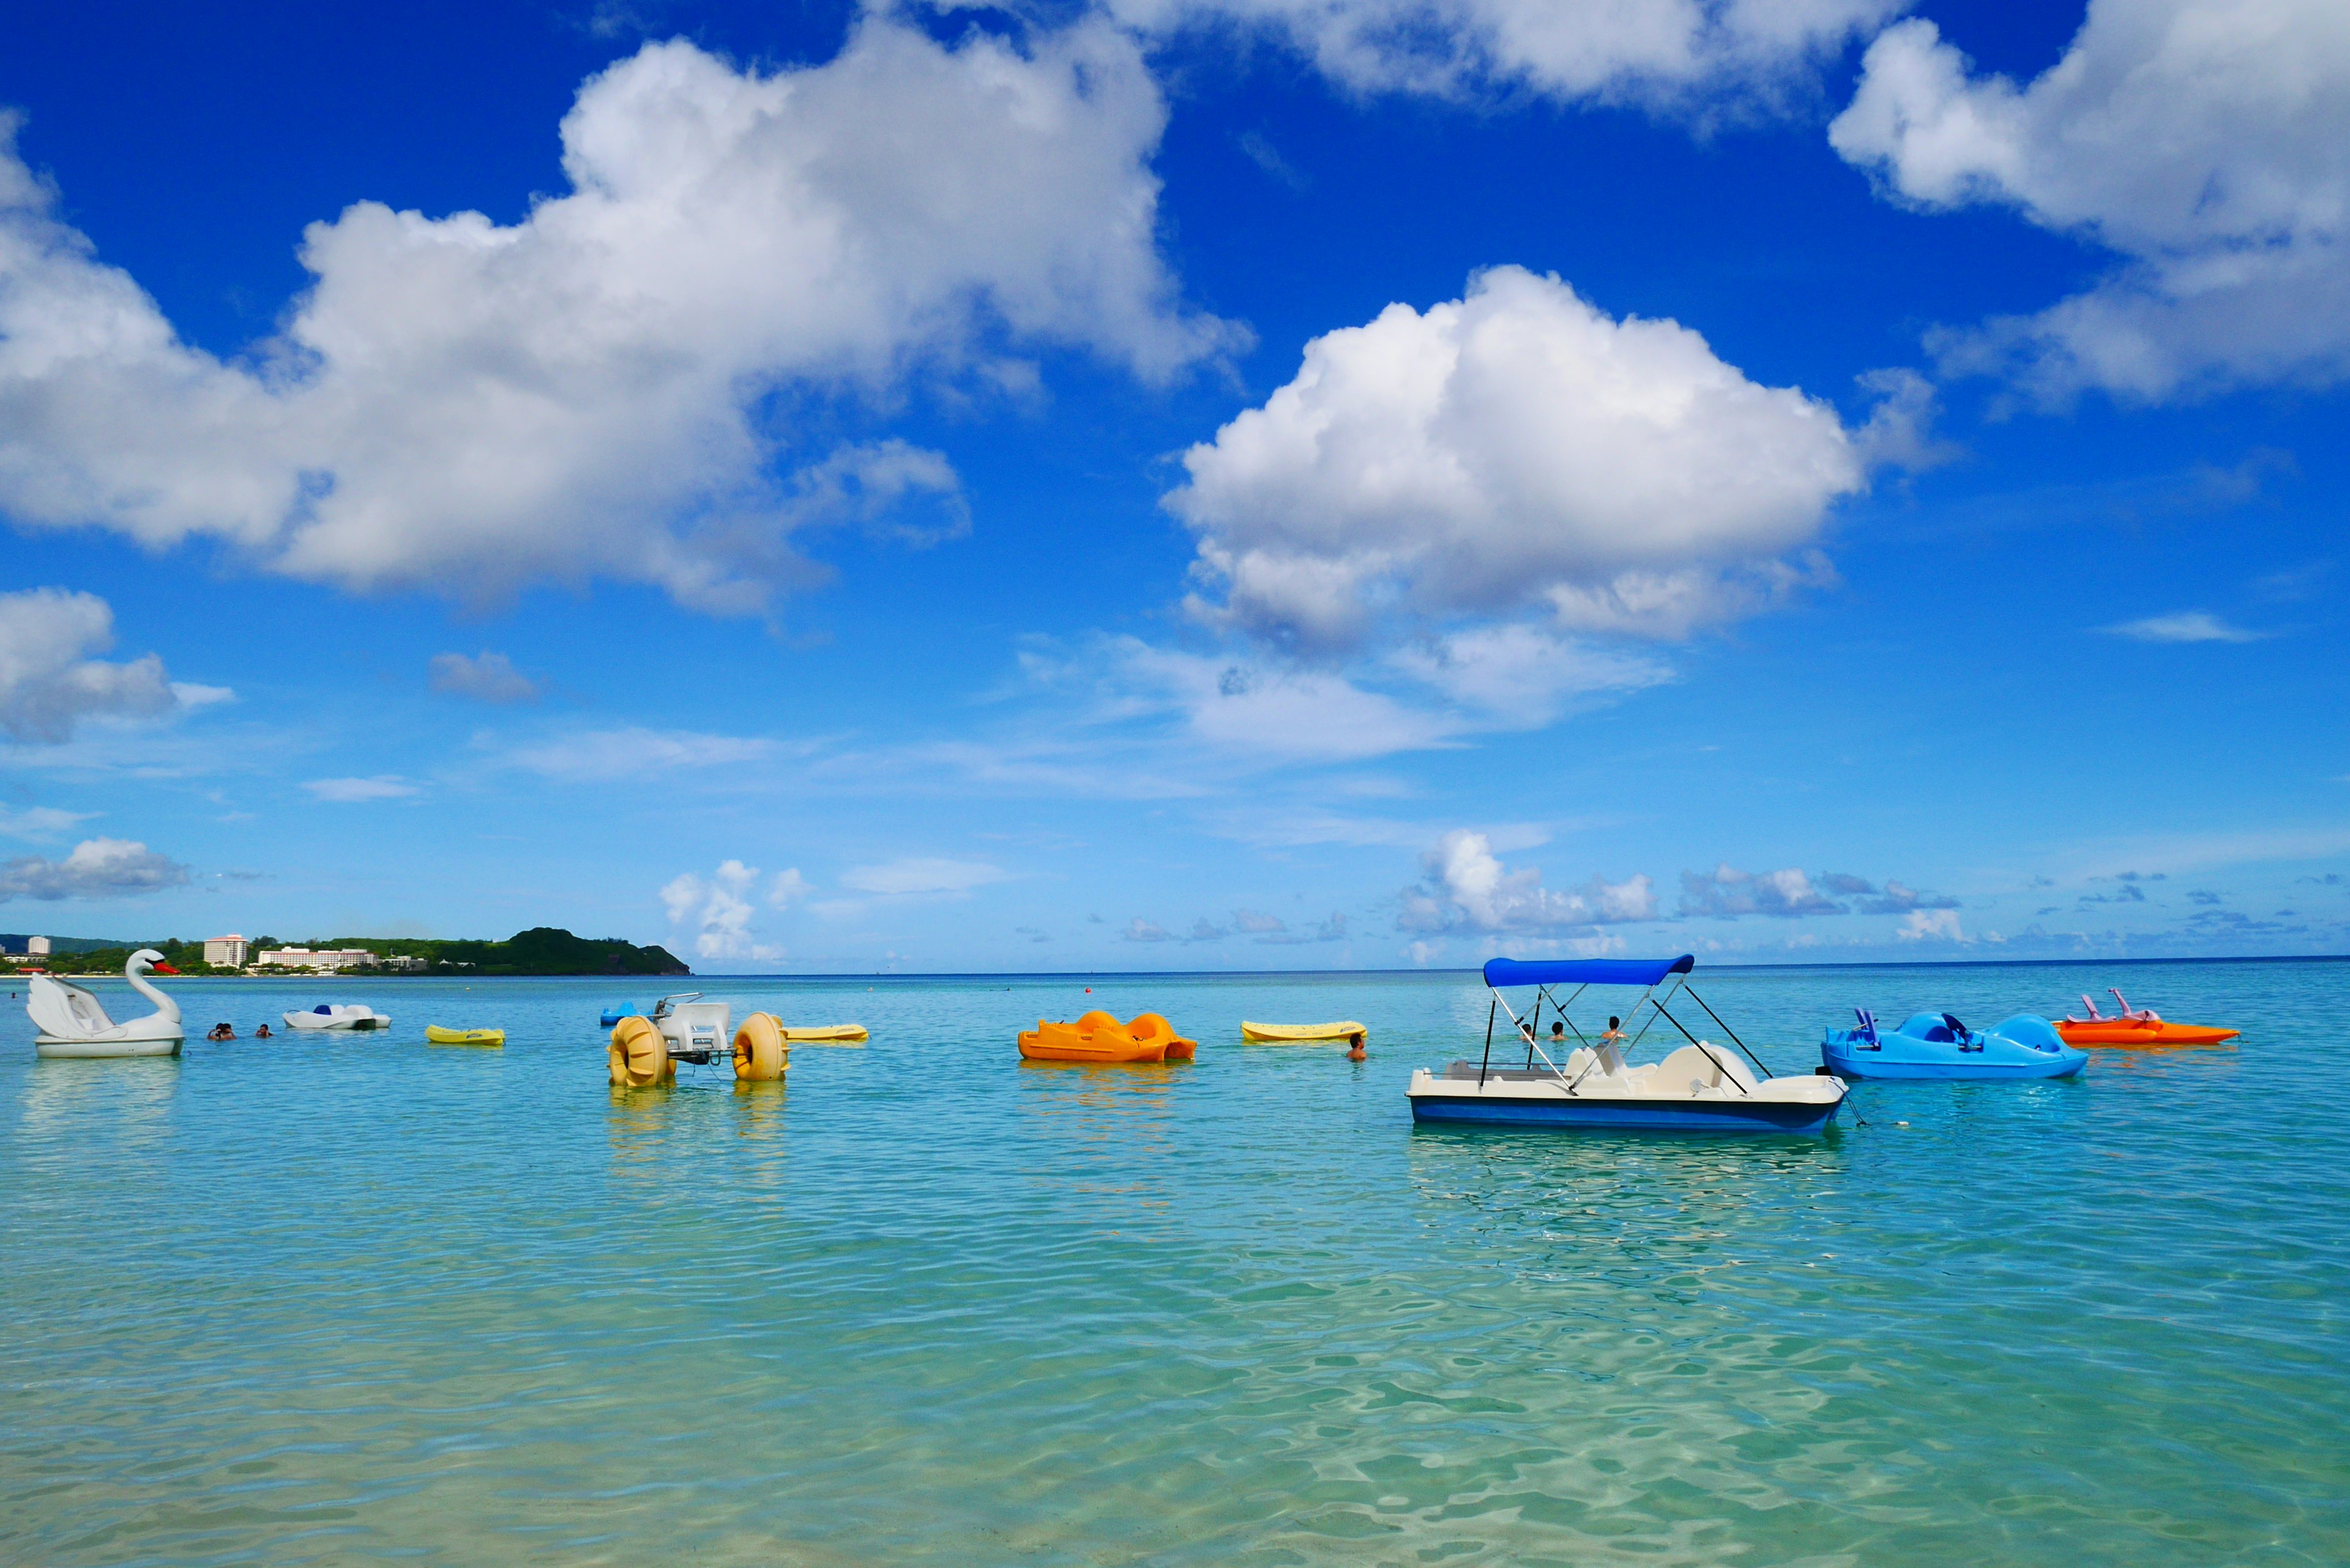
(608, 993, 789, 1086)
(26, 949, 185, 1058)
(1822, 1009, 2087, 1080)
(426, 1025, 504, 1048)
(1019, 1011, 1196, 1063)
(283, 1004, 392, 1031)
(1406, 957, 1846, 1133)
(1240, 1020, 1365, 1043)
(2056, 990, 2238, 1047)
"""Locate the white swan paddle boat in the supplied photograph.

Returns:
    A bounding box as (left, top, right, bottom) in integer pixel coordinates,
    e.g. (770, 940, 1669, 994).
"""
(28, 949, 185, 1058)
(283, 1003, 393, 1031)
(1407, 955, 1847, 1135)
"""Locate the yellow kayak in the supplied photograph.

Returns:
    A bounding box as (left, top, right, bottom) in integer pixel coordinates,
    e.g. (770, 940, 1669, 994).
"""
(1240, 1020, 1366, 1043)
(425, 1025, 504, 1048)
(781, 1023, 868, 1043)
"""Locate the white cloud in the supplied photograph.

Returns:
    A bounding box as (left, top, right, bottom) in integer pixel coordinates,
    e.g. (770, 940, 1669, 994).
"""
(0, 18, 1236, 610)
(1165, 267, 1870, 651)
(1679, 864, 1843, 917)
(429, 651, 542, 704)
(1895, 907, 1964, 941)
(507, 726, 784, 781)
(0, 588, 181, 743)
(838, 857, 1009, 896)
(2100, 611, 2265, 643)
(767, 867, 811, 908)
(1399, 829, 1657, 932)
(0, 837, 189, 901)
(1122, 917, 1176, 941)
(660, 859, 783, 961)
(303, 775, 421, 802)
(1831, 5, 2350, 401)
(1111, 0, 1902, 111)
(0, 804, 94, 839)
(1389, 624, 1673, 715)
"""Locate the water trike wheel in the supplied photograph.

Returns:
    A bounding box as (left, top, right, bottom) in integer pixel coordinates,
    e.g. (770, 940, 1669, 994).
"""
(608, 1016, 672, 1087)
(733, 1013, 789, 1081)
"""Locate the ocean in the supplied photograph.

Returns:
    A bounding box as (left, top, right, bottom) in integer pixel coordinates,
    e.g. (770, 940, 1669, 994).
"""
(3, 960, 2343, 1564)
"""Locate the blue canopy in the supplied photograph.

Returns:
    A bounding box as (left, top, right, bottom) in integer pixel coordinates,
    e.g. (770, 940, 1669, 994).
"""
(1482, 955, 1694, 990)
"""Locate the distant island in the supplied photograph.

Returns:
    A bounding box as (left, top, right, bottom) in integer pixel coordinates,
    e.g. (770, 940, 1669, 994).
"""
(17, 927, 690, 978)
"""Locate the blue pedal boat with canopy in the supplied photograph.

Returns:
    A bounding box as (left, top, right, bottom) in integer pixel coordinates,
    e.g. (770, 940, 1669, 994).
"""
(1407, 956, 1847, 1134)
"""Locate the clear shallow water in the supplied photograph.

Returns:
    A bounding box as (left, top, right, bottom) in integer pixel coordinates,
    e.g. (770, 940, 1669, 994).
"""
(2, 962, 2344, 1566)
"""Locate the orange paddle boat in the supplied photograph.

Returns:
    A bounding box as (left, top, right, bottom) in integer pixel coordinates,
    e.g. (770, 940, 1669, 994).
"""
(2055, 990, 2239, 1047)
(1018, 1010, 1196, 1063)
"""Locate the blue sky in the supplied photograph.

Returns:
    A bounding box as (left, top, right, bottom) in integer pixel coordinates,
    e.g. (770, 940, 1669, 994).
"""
(1, 0, 2344, 971)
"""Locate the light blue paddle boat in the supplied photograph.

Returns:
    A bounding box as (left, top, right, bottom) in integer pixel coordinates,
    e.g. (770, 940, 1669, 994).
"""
(1822, 1009, 2087, 1081)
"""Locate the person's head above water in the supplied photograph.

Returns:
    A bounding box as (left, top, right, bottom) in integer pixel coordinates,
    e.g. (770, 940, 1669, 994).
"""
(1608, 1016, 1621, 1029)
(1551, 1022, 1565, 1037)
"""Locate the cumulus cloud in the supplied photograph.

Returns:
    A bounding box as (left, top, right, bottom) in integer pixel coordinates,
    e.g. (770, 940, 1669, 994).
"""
(1831, 4, 2350, 401)
(660, 859, 782, 961)
(1122, 917, 1176, 941)
(1253, 910, 1349, 944)
(2100, 611, 2265, 643)
(838, 857, 1009, 896)
(1895, 908, 1964, 941)
(0, 837, 189, 901)
(428, 651, 542, 704)
(1165, 267, 1873, 651)
(1111, 0, 1902, 111)
(1399, 829, 1657, 933)
(1682, 864, 1958, 917)
(1679, 863, 1842, 917)
(0, 18, 1236, 611)
(0, 588, 182, 744)
(303, 775, 421, 802)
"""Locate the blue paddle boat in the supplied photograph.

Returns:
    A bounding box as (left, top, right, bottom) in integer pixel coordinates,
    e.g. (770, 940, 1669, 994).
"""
(599, 1002, 642, 1028)
(1822, 1009, 2087, 1080)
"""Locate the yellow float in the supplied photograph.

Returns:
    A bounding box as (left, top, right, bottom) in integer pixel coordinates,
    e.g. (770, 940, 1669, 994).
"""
(1018, 1010, 1196, 1064)
(426, 1025, 504, 1047)
(608, 1015, 673, 1087)
(1240, 1020, 1366, 1043)
(780, 1023, 868, 1043)
(733, 1012, 791, 1081)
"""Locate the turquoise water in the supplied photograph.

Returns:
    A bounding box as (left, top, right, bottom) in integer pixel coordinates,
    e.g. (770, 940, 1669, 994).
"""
(3, 961, 2344, 1566)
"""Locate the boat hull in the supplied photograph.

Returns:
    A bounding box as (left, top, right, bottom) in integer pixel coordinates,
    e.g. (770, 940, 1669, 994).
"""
(1408, 1091, 1840, 1134)
(35, 1036, 183, 1059)
(2055, 1021, 2237, 1047)
(1821, 1042, 2085, 1080)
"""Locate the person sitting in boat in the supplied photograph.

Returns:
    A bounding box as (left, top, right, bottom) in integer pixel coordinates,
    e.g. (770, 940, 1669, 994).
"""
(206, 1022, 236, 1040)
(252, 1022, 272, 1039)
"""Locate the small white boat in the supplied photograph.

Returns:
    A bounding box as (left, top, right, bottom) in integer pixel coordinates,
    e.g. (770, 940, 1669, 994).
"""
(283, 1003, 393, 1031)
(1407, 956, 1846, 1135)
(29, 949, 185, 1058)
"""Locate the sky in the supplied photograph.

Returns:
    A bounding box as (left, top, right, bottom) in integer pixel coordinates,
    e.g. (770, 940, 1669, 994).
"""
(1, 0, 2345, 973)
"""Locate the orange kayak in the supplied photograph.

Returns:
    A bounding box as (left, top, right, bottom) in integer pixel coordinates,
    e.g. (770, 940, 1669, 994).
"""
(1019, 1010, 1197, 1063)
(2055, 1019, 2239, 1047)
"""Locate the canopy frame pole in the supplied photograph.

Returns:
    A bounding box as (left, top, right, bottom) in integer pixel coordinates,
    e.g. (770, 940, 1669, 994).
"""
(1479, 997, 1497, 1086)
(1648, 997, 1751, 1096)
(1682, 985, 1774, 1081)
(1621, 973, 1682, 1055)
(1486, 987, 1575, 1086)
(1539, 984, 1592, 1050)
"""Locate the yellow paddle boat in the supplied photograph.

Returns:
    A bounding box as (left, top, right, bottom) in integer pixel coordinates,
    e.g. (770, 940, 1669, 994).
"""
(1240, 1020, 1366, 1043)
(781, 1023, 868, 1043)
(1019, 1010, 1196, 1064)
(425, 1025, 504, 1048)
